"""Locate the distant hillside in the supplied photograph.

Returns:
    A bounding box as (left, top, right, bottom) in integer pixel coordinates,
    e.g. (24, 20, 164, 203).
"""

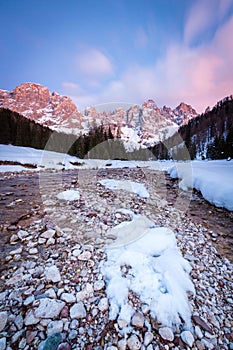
(150, 95, 233, 160)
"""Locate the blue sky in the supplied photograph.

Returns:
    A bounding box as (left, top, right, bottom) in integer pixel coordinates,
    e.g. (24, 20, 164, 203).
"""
(1, 0, 233, 112)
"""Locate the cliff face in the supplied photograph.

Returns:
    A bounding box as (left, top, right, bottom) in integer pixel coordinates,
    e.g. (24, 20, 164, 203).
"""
(0, 83, 83, 132)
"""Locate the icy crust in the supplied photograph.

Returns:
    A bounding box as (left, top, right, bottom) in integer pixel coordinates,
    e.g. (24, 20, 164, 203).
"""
(168, 160, 233, 211)
(101, 213, 195, 330)
(56, 189, 80, 201)
(99, 179, 149, 198)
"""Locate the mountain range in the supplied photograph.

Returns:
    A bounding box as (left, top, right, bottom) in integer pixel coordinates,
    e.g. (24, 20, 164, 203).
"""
(0, 82, 232, 160)
(0, 82, 198, 149)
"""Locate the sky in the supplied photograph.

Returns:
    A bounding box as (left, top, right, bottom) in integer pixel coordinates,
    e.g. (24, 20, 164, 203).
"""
(1, 0, 233, 113)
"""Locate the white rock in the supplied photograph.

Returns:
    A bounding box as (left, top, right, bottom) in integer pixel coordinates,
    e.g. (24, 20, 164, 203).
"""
(6, 273, 23, 285)
(9, 247, 22, 255)
(144, 331, 153, 346)
(94, 280, 105, 291)
(181, 330, 195, 347)
(0, 311, 7, 332)
(78, 251, 92, 261)
(24, 310, 40, 325)
(159, 327, 174, 341)
(14, 314, 23, 330)
(72, 249, 81, 257)
(38, 238, 46, 244)
(98, 297, 109, 312)
(34, 298, 65, 318)
(127, 334, 141, 350)
(45, 265, 61, 282)
(70, 302, 86, 319)
(61, 292, 76, 303)
(131, 312, 144, 328)
(23, 295, 35, 306)
(0, 337, 6, 350)
(195, 325, 204, 339)
(118, 339, 126, 350)
(41, 229, 56, 239)
(201, 338, 215, 350)
(46, 288, 57, 299)
(17, 230, 29, 240)
(46, 320, 63, 336)
(29, 248, 38, 255)
(46, 237, 55, 246)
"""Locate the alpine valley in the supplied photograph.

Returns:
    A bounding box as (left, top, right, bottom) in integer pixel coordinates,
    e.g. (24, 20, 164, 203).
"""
(0, 82, 232, 160)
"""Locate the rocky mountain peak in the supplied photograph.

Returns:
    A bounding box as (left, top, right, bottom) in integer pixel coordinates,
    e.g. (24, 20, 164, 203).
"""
(0, 82, 82, 132)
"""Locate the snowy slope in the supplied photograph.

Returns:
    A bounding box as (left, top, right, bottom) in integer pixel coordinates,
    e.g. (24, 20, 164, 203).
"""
(168, 160, 233, 210)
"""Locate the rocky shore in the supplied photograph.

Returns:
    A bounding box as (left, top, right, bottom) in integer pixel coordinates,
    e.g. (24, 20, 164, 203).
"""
(0, 168, 232, 349)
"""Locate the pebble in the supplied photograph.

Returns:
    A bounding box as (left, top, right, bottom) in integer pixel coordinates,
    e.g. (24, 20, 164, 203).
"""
(0, 337, 6, 350)
(47, 320, 63, 336)
(1, 168, 233, 350)
(78, 251, 92, 260)
(60, 292, 76, 303)
(159, 327, 174, 341)
(127, 334, 141, 350)
(57, 343, 71, 350)
(0, 311, 8, 332)
(144, 331, 153, 346)
(34, 298, 65, 318)
(45, 265, 61, 283)
(181, 330, 195, 347)
(70, 302, 86, 319)
(94, 280, 105, 291)
(98, 297, 109, 311)
(131, 312, 144, 328)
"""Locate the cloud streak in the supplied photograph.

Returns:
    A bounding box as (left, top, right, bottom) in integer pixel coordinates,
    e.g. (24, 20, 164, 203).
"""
(65, 8, 233, 113)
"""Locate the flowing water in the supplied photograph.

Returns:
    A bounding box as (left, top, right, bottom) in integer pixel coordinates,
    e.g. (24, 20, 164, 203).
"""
(0, 169, 232, 270)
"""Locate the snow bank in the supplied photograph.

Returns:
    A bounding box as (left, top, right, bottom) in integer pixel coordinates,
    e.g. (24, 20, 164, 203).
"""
(56, 189, 80, 201)
(101, 213, 195, 330)
(168, 160, 233, 210)
(99, 179, 149, 198)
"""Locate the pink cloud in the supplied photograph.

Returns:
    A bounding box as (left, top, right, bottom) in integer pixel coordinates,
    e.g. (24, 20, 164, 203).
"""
(75, 48, 113, 79)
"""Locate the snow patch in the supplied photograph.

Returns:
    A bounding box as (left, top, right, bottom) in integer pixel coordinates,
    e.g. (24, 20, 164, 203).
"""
(168, 160, 233, 210)
(56, 189, 80, 201)
(99, 179, 149, 198)
(101, 214, 195, 329)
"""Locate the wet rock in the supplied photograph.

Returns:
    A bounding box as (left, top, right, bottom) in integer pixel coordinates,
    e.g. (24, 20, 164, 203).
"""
(181, 330, 194, 347)
(39, 333, 62, 350)
(159, 327, 174, 341)
(131, 312, 144, 328)
(127, 334, 141, 350)
(45, 265, 61, 283)
(0, 311, 7, 332)
(70, 302, 86, 319)
(34, 298, 65, 318)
